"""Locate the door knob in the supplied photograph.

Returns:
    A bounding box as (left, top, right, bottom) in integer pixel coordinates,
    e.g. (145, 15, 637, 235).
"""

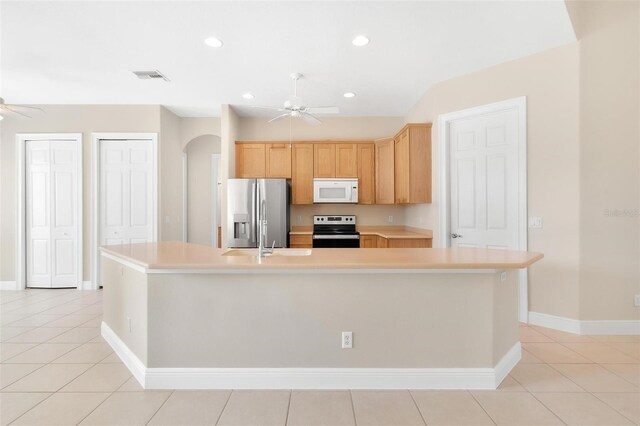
(451, 233, 463, 239)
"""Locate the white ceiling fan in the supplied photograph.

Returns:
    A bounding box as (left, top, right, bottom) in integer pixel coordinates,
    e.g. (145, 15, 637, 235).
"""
(249, 73, 339, 125)
(0, 97, 43, 120)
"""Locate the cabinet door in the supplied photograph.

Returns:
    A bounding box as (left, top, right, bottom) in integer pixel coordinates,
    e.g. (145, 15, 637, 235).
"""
(360, 235, 377, 248)
(314, 144, 336, 178)
(236, 143, 266, 178)
(292, 144, 314, 204)
(375, 138, 394, 204)
(408, 126, 432, 203)
(376, 236, 388, 248)
(266, 143, 291, 178)
(357, 144, 375, 204)
(394, 131, 410, 203)
(335, 143, 357, 178)
(388, 238, 432, 248)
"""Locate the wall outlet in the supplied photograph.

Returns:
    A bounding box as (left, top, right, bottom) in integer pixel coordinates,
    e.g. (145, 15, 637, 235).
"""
(500, 271, 507, 282)
(296, 215, 302, 224)
(127, 317, 132, 333)
(342, 331, 353, 349)
(388, 215, 394, 223)
(528, 217, 543, 229)
(634, 295, 640, 307)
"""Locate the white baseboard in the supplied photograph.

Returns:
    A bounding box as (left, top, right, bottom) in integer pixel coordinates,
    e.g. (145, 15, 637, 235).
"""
(0, 281, 18, 290)
(79, 281, 94, 290)
(529, 311, 640, 335)
(102, 321, 520, 390)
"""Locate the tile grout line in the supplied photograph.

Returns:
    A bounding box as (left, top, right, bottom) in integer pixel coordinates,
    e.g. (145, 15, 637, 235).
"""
(588, 390, 639, 425)
(284, 389, 292, 426)
(348, 389, 358, 426)
(74, 390, 115, 425)
(214, 389, 234, 426)
(407, 389, 428, 426)
(467, 389, 498, 426)
(144, 389, 175, 425)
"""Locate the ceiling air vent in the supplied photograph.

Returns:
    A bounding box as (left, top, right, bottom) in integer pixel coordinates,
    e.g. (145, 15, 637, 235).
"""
(132, 70, 170, 81)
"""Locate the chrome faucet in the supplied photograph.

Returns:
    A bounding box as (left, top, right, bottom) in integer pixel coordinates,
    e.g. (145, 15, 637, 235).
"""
(258, 199, 275, 258)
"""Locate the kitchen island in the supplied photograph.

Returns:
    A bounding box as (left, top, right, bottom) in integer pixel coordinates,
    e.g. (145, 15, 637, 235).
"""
(100, 242, 542, 390)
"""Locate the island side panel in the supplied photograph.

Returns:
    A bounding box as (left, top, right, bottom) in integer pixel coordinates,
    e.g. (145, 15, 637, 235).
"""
(146, 272, 498, 369)
(492, 270, 520, 365)
(102, 257, 149, 365)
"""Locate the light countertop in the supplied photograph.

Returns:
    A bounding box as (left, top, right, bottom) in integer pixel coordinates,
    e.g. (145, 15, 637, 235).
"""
(101, 241, 542, 272)
(290, 226, 433, 239)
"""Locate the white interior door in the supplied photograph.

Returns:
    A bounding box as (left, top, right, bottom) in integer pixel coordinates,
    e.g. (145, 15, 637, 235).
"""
(26, 139, 80, 288)
(449, 109, 519, 249)
(98, 139, 153, 283)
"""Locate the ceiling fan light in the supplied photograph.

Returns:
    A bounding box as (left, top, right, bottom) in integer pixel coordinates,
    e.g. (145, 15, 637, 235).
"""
(204, 37, 223, 48)
(352, 35, 369, 47)
(343, 92, 356, 98)
(242, 93, 254, 100)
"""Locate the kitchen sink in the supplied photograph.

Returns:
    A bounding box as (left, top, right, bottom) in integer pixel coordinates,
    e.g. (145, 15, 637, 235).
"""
(222, 248, 312, 257)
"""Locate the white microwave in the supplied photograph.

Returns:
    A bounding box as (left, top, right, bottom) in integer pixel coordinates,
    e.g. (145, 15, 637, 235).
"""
(313, 178, 358, 203)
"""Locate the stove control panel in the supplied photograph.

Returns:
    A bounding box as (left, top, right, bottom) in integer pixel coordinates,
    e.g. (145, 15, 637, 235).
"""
(313, 215, 356, 225)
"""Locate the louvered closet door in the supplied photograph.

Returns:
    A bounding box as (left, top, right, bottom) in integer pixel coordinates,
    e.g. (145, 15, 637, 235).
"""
(98, 139, 153, 283)
(26, 140, 80, 288)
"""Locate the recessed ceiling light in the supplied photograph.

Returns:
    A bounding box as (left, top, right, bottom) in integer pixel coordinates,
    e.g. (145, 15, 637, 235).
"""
(242, 93, 255, 100)
(352, 35, 369, 47)
(204, 37, 223, 48)
(343, 92, 356, 98)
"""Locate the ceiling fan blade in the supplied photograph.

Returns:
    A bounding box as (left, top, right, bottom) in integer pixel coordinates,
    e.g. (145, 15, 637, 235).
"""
(5, 106, 32, 118)
(268, 113, 291, 123)
(8, 105, 44, 111)
(302, 112, 321, 126)
(247, 105, 288, 112)
(305, 106, 339, 114)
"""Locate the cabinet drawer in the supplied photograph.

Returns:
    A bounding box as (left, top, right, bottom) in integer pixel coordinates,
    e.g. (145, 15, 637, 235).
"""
(290, 234, 312, 246)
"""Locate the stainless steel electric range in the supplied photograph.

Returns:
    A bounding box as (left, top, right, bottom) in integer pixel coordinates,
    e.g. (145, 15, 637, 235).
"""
(311, 215, 360, 248)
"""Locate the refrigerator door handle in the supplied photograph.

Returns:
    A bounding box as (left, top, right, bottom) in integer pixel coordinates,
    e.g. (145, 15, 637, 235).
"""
(251, 181, 257, 245)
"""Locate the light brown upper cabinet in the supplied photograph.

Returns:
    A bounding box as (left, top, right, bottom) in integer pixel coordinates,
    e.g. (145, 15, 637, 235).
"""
(236, 143, 266, 178)
(357, 143, 375, 204)
(394, 124, 432, 204)
(335, 144, 358, 178)
(292, 143, 314, 205)
(265, 143, 291, 178)
(375, 138, 395, 204)
(313, 143, 336, 178)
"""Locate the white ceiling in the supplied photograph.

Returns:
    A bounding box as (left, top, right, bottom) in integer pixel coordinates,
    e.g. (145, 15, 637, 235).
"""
(1, 1, 575, 117)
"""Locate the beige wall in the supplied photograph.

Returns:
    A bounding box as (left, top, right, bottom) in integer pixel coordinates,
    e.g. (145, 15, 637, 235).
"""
(186, 135, 221, 246)
(0, 105, 162, 282)
(0, 105, 219, 282)
(404, 0, 640, 321)
(159, 107, 183, 241)
(142, 270, 516, 368)
(238, 116, 403, 141)
(404, 44, 582, 320)
(569, 0, 640, 320)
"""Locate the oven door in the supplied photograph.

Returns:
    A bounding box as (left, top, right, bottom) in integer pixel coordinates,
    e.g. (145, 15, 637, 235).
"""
(312, 234, 360, 248)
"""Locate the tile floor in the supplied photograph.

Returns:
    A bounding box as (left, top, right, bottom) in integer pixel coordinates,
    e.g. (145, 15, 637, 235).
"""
(1, 289, 639, 425)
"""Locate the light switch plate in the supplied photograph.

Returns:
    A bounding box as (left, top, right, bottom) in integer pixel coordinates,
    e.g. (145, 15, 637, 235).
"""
(634, 294, 640, 307)
(528, 217, 543, 229)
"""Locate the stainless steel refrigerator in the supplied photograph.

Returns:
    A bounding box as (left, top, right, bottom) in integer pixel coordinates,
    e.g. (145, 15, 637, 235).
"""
(226, 179, 290, 248)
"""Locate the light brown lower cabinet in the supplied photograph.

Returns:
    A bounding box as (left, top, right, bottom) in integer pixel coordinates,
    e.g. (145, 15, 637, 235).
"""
(387, 238, 432, 248)
(290, 234, 312, 248)
(376, 236, 389, 248)
(359, 235, 377, 248)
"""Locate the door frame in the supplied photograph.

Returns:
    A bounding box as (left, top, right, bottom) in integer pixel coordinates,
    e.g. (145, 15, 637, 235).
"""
(16, 133, 83, 290)
(91, 133, 158, 289)
(211, 153, 221, 248)
(437, 96, 528, 322)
